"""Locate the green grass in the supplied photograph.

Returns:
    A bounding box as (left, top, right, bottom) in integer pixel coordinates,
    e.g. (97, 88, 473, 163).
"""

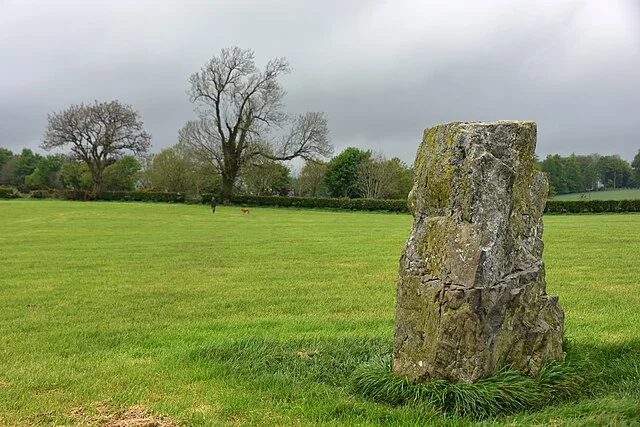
(0, 200, 639, 426)
(550, 188, 640, 201)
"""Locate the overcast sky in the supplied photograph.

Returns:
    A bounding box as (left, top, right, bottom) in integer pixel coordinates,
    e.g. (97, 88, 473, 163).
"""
(1, 0, 639, 165)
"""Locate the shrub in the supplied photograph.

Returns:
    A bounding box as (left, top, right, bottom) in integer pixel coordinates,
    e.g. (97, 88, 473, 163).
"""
(59, 190, 95, 201)
(30, 189, 54, 199)
(0, 186, 20, 199)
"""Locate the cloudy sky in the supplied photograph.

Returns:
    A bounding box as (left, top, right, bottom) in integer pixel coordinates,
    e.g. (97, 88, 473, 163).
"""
(1, 0, 639, 165)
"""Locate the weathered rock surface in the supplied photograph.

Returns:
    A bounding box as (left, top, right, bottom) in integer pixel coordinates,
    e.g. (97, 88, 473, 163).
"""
(393, 121, 564, 383)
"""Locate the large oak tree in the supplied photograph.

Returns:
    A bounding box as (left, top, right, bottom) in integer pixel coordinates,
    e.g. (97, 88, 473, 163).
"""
(181, 47, 332, 202)
(42, 100, 151, 192)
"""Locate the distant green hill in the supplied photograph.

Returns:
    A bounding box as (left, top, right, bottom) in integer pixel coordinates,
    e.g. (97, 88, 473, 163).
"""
(550, 188, 640, 201)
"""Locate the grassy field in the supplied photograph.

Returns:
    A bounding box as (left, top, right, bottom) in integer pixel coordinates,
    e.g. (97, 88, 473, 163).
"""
(550, 188, 640, 201)
(0, 200, 639, 426)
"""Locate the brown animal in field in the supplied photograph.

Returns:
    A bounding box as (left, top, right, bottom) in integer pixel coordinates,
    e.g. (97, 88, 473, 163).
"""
(240, 208, 251, 214)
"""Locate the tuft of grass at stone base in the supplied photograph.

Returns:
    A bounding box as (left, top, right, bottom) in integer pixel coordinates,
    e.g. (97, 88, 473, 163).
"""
(351, 353, 587, 420)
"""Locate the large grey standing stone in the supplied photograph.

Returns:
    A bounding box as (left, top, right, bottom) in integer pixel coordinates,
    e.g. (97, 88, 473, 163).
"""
(393, 121, 564, 383)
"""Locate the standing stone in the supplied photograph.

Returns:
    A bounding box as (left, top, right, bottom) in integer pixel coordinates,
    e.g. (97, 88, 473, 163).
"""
(393, 121, 564, 383)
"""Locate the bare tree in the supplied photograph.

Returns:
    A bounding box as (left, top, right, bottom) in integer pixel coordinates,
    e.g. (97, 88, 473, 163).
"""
(181, 47, 332, 202)
(356, 152, 395, 199)
(298, 160, 328, 197)
(42, 100, 151, 192)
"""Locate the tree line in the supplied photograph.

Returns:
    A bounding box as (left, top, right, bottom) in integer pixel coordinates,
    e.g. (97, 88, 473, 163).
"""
(538, 152, 640, 195)
(0, 143, 413, 200)
(4, 142, 639, 200)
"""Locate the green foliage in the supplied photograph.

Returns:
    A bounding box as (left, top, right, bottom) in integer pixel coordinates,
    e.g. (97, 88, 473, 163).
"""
(0, 156, 17, 186)
(56, 190, 186, 203)
(240, 160, 291, 196)
(60, 159, 93, 191)
(355, 154, 413, 199)
(0, 185, 20, 198)
(630, 149, 640, 187)
(142, 143, 219, 196)
(539, 154, 582, 194)
(29, 189, 55, 199)
(597, 155, 633, 189)
(0, 147, 12, 168)
(325, 147, 371, 198)
(541, 153, 636, 194)
(24, 154, 64, 189)
(9, 148, 42, 188)
(382, 157, 413, 199)
(96, 191, 185, 203)
(298, 161, 329, 197)
(575, 154, 599, 191)
(351, 355, 586, 419)
(545, 199, 640, 213)
(102, 155, 141, 191)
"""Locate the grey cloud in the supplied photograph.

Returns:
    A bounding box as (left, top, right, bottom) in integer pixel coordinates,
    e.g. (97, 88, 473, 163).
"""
(1, 0, 638, 164)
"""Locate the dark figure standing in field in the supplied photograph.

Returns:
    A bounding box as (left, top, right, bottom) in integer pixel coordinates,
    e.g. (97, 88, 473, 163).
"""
(210, 196, 216, 214)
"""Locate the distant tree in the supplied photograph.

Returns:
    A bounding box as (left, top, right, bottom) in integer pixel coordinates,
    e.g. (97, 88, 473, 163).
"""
(539, 154, 581, 194)
(42, 100, 151, 192)
(241, 160, 291, 196)
(0, 148, 12, 168)
(384, 157, 414, 199)
(0, 157, 17, 186)
(575, 154, 599, 191)
(180, 47, 332, 202)
(325, 147, 371, 198)
(596, 155, 632, 189)
(564, 155, 582, 193)
(60, 159, 92, 191)
(11, 149, 42, 188)
(355, 154, 414, 199)
(540, 155, 564, 194)
(144, 142, 219, 196)
(355, 152, 394, 199)
(631, 150, 640, 188)
(25, 154, 64, 189)
(298, 161, 328, 197)
(102, 155, 141, 191)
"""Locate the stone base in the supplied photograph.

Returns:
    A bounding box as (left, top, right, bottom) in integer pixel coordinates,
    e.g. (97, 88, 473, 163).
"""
(393, 265, 564, 382)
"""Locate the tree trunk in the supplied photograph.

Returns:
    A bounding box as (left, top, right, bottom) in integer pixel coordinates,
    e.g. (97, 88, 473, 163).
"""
(92, 175, 102, 193)
(221, 174, 234, 204)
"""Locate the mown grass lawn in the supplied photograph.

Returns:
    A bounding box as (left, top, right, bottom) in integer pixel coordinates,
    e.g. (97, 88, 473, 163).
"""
(0, 200, 638, 426)
(550, 188, 640, 201)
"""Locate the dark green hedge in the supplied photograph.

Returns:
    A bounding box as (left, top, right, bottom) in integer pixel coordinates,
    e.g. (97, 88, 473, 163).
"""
(56, 190, 185, 203)
(30, 189, 54, 199)
(206, 194, 640, 214)
(545, 199, 640, 213)
(202, 194, 410, 213)
(95, 191, 185, 203)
